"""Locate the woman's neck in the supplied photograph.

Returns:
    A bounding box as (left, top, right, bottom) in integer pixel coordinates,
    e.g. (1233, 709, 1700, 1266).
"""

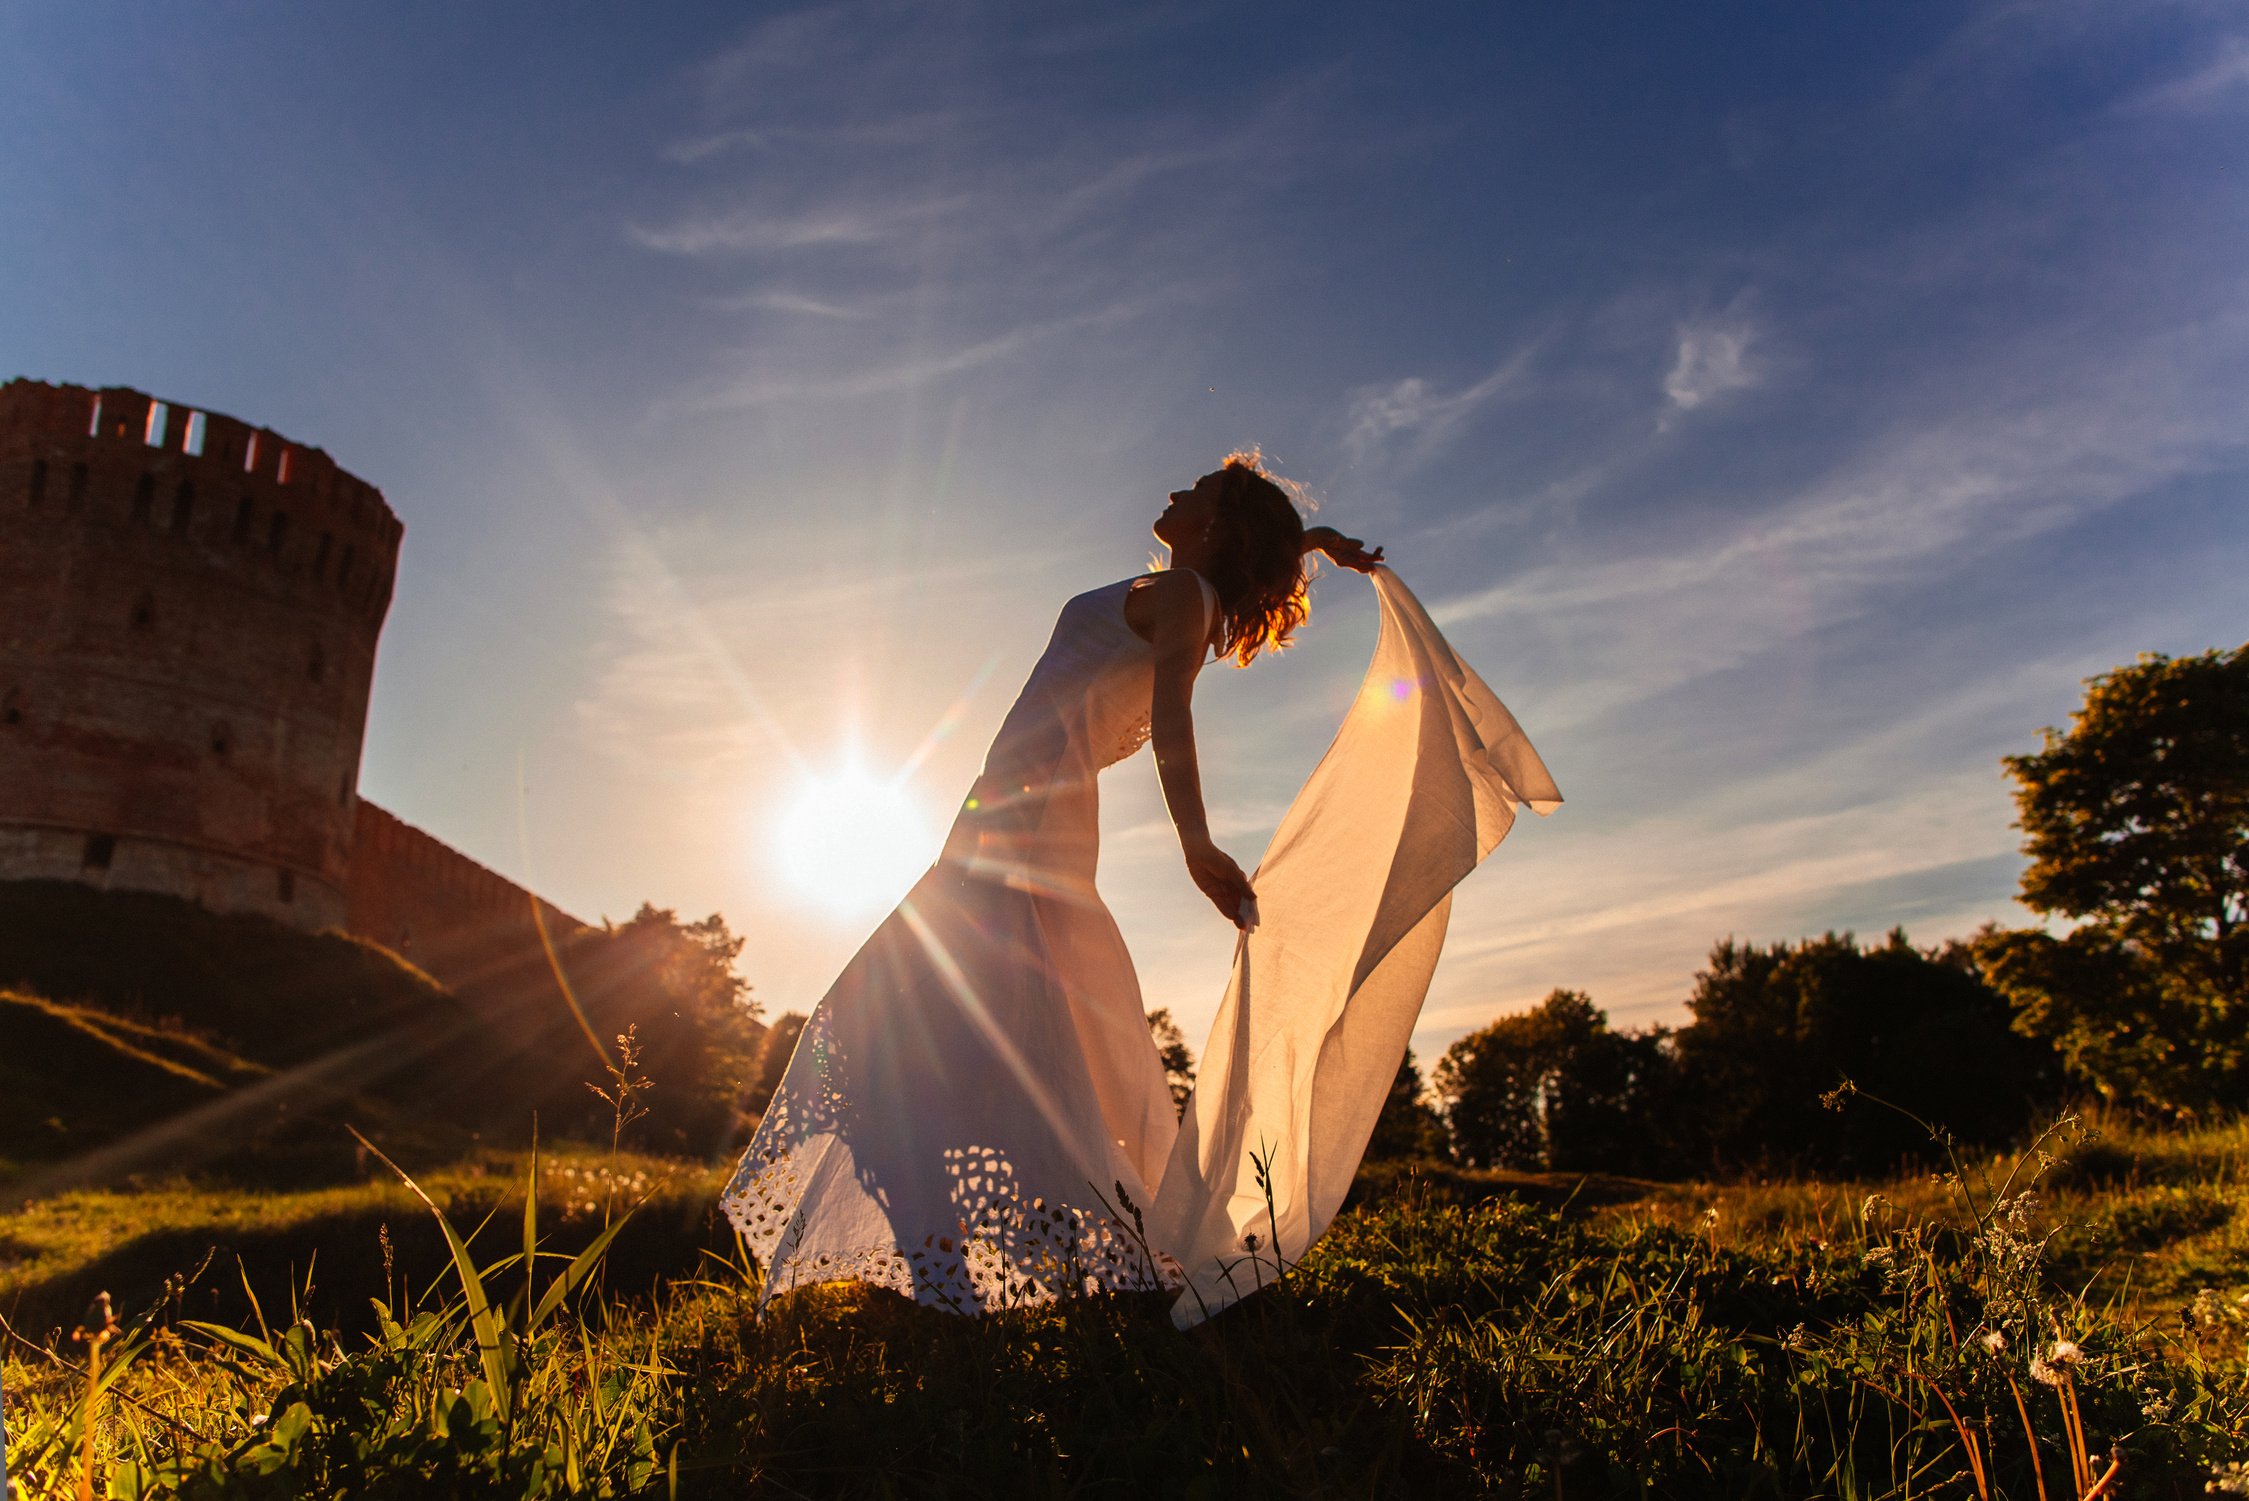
(1166, 536, 1220, 576)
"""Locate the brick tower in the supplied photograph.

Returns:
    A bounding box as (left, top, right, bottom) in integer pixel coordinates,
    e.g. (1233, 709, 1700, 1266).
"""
(0, 379, 401, 928)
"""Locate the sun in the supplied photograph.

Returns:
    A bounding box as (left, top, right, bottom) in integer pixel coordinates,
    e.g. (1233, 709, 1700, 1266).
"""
(771, 761, 936, 917)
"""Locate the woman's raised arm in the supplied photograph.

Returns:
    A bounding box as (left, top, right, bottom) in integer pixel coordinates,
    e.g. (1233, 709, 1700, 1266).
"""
(1143, 572, 1257, 928)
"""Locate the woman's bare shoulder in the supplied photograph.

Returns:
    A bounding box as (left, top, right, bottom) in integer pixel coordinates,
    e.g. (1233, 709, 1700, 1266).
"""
(1124, 568, 1208, 645)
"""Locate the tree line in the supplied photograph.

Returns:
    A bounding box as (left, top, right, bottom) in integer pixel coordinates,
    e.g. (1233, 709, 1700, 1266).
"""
(650, 642, 2243, 1177)
(1348, 642, 2249, 1178)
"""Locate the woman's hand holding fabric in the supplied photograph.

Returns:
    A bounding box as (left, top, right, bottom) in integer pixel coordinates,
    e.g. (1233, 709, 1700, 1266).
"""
(1303, 525, 1385, 573)
(1183, 834, 1257, 929)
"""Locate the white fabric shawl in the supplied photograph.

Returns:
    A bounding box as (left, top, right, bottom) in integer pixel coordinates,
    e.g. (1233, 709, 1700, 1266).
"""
(1148, 566, 1561, 1327)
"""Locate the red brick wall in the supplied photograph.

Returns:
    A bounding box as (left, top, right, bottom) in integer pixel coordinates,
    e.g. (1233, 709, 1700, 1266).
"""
(346, 800, 589, 994)
(0, 379, 399, 927)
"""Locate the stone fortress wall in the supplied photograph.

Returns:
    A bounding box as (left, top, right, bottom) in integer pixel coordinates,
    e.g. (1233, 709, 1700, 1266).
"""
(0, 377, 583, 988)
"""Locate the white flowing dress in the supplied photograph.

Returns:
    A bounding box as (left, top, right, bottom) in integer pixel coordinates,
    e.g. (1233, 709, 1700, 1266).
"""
(721, 565, 1559, 1325)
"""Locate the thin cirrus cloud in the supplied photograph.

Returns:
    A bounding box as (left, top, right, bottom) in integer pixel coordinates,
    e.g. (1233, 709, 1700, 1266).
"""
(1428, 293, 2249, 732)
(661, 303, 1142, 414)
(1660, 305, 1762, 421)
(1342, 342, 1542, 471)
(2120, 34, 2249, 113)
(703, 288, 877, 319)
(627, 194, 971, 257)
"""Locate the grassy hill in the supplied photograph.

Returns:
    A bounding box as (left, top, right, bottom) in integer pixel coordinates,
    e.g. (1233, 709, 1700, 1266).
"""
(0, 882, 490, 1190)
(0, 880, 462, 1067)
(0, 988, 270, 1173)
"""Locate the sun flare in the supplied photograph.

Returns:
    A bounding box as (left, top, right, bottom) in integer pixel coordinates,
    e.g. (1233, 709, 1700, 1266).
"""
(771, 762, 936, 917)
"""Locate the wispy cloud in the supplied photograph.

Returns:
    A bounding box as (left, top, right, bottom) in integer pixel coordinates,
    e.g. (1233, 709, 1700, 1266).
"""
(1431, 298, 2249, 729)
(1343, 344, 1541, 469)
(1661, 300, 1762, 422)
(634, 3, 1330, 426)
(2121, 34, 2249, 114)
(668, 303, 1139, 414)
(704, 288, 876, 319)
(628, 194, 969, 258)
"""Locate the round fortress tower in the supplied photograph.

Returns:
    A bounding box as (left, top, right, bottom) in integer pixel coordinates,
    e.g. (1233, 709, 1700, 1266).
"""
(0, 378, 400, 928)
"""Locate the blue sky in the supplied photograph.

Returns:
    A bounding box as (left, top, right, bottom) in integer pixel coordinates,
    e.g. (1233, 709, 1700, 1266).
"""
(5, 2, 2245, 1055)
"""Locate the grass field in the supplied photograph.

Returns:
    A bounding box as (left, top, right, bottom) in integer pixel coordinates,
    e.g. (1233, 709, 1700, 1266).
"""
(4, 1110, 2246, 1497)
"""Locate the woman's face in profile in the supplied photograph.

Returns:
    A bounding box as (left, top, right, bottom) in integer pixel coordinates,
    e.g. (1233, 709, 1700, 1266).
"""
(1154, 470, 1225, 550)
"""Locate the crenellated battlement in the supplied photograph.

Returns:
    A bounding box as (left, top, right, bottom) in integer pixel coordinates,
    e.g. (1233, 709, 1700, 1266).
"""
(0, 379, 402, 626)
(0, 375, 414, 930)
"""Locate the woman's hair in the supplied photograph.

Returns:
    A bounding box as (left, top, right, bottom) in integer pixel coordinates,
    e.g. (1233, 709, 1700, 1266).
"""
(1198, 450, 1311, 667)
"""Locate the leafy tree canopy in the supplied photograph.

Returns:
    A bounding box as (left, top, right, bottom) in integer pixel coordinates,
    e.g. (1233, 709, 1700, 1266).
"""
(1981, 643, 2249, 1113)
(1677, 931, 2052, 1173)
(1363, 1047, 1447, 1163)
(1434, 990, 1671, 1174)
(2006, 644, 2249, 997)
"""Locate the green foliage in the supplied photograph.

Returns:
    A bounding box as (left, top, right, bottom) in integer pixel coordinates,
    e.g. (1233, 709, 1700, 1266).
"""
(1145, 1006, 1197, 1118)
(1362, 1048, 1447, 1162)
(1987, 644, 2249, 1113)
(553, 905, 763, 1154)
(5, 1139, 673, 1499)
(747, 1010, 805, 1117)
(1977, 923, 2219, 1115)
(0, 1149, 728, 1340)
(1676, 931, 2055, 1174)
(9, 1114, 2247, 1497)
(1435, 989, 1673, 1173)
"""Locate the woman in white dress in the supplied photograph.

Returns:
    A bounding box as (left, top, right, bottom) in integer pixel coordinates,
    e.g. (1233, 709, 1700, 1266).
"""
(723, 454, 1558, 1323)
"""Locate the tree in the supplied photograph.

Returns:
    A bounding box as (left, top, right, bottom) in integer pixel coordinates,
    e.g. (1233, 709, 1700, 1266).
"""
(1146, 1008, 1196, 1117)
(1434, 990, 1672, 1173)
(1973, 926, 2205, 1112)
(1362, 1048, 1447, 1162)
(1673, 931, 2052, 1173)
(1979, 646, 2249, 1112)
(749, 1011, 807, 1113)
(571, 904, 763, 1151)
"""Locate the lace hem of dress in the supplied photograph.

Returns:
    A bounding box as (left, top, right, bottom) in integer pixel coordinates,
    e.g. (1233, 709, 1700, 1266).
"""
(1105, 714, 1152, 767)
(720, 1144, 1182, 1315)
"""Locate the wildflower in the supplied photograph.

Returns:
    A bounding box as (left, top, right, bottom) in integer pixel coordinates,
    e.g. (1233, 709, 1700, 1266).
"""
(2210, 1459, 2249, 1496)
(70, 1291, 119, 1347)
(2029, 1338, 2083, 1388)
(2192, 1288, 2225, 1327)
(1978, 1329, 2007, 1355)
(2142, 1392, 2174, 1422)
